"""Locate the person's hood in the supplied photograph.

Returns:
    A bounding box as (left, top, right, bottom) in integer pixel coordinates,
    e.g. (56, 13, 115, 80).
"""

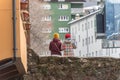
(53, 38, 60, 42)
(64, 38, 71, 44)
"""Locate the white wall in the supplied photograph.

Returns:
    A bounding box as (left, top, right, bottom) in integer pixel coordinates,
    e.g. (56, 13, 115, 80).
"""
(69, 12, 120, 58)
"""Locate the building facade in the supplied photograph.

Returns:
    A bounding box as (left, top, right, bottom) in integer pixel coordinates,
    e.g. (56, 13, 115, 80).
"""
(68, 11, 120, 58)
(42, 0, 85, 39)
(0, 0, 29, 79)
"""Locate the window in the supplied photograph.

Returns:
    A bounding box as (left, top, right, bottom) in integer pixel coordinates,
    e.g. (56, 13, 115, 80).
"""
(42, 15, 51, 21)
(88, 37, 90, 44)
(92, 52, 94, 57)
(91, 20, 93, 28)
(42, 4, 51, 9)
(82, 24, 84, 31)
(91, 36, 93, 43)
(86, 38, 87, 45)
(88, 22, 90, 29)
(59, 27, 69, 33)
(58, 4, 68, 9)
(82, 39, 84, 46)
(59, 16, 69, 21)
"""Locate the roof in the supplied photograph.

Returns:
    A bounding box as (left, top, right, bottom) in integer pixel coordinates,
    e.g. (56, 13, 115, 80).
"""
(68, 10, 101, 25)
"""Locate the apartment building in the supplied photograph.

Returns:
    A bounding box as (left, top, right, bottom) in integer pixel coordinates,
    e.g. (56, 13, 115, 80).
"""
(42, 0, 85, 39)
(68, 11, 120, 58)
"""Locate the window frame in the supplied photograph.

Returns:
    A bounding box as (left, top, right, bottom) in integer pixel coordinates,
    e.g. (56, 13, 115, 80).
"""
(58, 27, 69, 33)
(58, 16, 69, 21)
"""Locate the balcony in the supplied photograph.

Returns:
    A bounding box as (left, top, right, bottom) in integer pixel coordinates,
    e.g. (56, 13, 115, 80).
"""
(102, 39, 120, 48)
(71, 8, 84, 14)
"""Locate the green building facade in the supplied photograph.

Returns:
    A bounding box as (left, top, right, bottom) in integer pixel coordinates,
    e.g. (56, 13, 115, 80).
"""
(50, 2, 71, 39)
(43, 0, 85, 39)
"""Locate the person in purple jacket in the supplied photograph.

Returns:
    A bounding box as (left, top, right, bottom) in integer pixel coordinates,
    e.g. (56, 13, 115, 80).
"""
(49, 33, 62, 56)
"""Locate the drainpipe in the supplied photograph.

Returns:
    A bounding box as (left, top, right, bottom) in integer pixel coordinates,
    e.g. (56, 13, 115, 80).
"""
(12, 0, 17, 61)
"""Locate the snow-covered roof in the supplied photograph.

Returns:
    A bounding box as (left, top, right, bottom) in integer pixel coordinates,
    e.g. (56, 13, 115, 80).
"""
(68, 10, 100, 25)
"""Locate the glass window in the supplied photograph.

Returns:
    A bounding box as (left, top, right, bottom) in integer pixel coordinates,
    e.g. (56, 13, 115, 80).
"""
(91, 36, 93, 43)
(86, 38, 87, 45)
(88, 22, 90, 29)
(59, 27, 69, 33)
(88, 37, 90, 44)
(58, 4, 68, 9)
(105, 0, 120, 40)
(82, 24, 84, 31)
(82, 39, 84, 46)
(92, 52, 94, 57)
(59, 16, 69, 21)
(91, 20, 93, 28)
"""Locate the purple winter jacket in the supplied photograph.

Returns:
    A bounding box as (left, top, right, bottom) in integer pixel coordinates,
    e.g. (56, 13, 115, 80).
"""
(49, 38, 62, 55)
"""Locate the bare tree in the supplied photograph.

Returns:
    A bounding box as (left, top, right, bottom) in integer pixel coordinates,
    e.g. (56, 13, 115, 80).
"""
(29, 0, 52, 56)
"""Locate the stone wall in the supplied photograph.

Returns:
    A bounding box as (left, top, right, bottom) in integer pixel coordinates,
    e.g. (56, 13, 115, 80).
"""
(23, 49, 120, 80)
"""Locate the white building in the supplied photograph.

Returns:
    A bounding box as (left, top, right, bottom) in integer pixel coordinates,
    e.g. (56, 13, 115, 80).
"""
(84, 0, 98, 8)
(82, 0, 102, 16)
(68, 11, 120, 58)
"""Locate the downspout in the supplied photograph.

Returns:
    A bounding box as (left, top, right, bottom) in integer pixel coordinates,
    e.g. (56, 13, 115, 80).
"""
(12, 0, 17, 61)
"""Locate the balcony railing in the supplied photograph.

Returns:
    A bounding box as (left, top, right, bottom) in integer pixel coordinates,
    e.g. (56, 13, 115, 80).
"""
(102, 40, 120, 48)
(71, 8, 84, 14)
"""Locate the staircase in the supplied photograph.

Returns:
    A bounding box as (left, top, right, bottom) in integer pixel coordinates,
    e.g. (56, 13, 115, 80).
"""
(0, 58, 25, 80)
